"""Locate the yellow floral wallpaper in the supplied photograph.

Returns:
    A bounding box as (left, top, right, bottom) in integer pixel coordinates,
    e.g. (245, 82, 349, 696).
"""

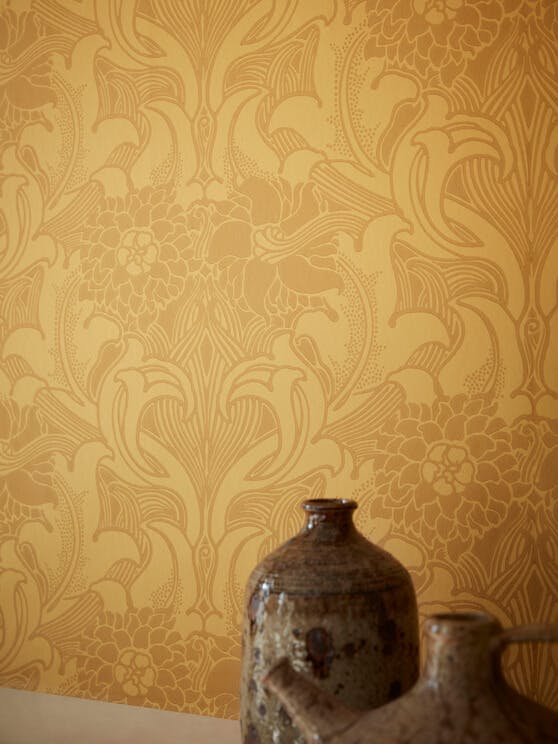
(1, 0, 557, 719)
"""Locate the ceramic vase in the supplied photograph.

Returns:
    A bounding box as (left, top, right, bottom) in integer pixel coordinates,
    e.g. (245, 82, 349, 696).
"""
(240, 498, 419, 743)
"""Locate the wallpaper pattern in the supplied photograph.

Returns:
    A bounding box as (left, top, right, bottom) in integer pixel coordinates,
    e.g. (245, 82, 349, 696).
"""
(0, 0, 557, 718)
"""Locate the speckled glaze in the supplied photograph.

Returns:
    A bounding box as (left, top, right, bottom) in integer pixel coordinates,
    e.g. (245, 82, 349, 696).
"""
(240, 499, 419, 744)
(265, 612, 558, 744)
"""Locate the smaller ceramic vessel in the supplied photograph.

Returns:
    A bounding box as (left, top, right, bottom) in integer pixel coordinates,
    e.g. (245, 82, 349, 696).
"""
(265, 611, 558, 743)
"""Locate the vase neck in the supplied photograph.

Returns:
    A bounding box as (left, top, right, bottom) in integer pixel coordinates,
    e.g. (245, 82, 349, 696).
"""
(423, 613, 502, 692)
(301, 499, 358, 542)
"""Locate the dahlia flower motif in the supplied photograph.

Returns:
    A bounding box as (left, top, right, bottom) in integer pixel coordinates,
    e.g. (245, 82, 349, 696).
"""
(0, 396, 56, 537)
(76, 609, 198, 711)
(371, 395, 529, 557)
(421, 442, 474, 496)
(79, 187, 192, 331)
(0, 8, 56, 143)
(364, 0, 506, 85)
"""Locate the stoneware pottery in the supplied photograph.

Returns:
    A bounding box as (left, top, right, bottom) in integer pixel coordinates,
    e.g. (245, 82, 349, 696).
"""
(240, 498, 419, 744)
(265, 611, 558, 744)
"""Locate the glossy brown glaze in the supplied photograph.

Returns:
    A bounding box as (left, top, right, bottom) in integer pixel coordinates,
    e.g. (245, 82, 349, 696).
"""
(265, 612, 558, 744)
(240, 499, 419, 744)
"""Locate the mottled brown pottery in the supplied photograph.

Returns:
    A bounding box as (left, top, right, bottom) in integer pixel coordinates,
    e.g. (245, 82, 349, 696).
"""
(265, 612, 558, 743)
(240, 498, 419, 744)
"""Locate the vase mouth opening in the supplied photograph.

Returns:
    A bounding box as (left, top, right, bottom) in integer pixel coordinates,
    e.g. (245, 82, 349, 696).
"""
(302, 499, 357, 512)
(426, 612, 501, 636)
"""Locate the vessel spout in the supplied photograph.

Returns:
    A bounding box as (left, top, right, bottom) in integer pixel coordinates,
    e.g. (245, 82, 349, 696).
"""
(264, 658, 360, 743)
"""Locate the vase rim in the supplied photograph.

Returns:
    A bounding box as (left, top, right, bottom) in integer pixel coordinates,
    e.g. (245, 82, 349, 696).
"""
(426, 612, 501, 635)
(302, 498, 357, 512)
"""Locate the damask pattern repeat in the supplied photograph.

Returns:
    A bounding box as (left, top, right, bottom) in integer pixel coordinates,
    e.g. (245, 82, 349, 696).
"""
(0, 0, 557, 717)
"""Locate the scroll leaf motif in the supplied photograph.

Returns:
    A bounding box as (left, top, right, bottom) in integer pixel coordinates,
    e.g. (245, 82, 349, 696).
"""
(399, 107, 513, 247)
(0, 266, 43, 344)
(99, 343, 195, 479)
(96, 464, 187, 537)
(0, 162, 54, 279)
(219, 334, 341, 485)
(0, 542, 52, 675)
(0, 569, 28, 668)
(222, 363, 305, 480)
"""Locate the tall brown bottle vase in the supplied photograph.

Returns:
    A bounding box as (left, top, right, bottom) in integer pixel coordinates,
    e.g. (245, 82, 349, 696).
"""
(240, 498, 419, 744)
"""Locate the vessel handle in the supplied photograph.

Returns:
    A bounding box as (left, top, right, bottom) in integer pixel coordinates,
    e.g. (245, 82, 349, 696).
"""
(500, 624, 558, 645)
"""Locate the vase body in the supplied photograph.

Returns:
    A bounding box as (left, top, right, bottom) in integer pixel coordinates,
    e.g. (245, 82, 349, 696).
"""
(266, 612, 558, 744)
(240, 499, 419, 744)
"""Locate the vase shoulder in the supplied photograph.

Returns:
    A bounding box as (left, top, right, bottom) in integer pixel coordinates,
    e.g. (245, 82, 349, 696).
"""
(248, 530, 413, 596)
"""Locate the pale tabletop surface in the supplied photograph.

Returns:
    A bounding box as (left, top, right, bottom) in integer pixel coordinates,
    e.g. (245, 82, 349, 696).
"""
(0, 687, 241, 744)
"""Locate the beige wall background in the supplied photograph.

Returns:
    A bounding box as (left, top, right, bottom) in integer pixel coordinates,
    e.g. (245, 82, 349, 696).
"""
(0, 0, 557, 718)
